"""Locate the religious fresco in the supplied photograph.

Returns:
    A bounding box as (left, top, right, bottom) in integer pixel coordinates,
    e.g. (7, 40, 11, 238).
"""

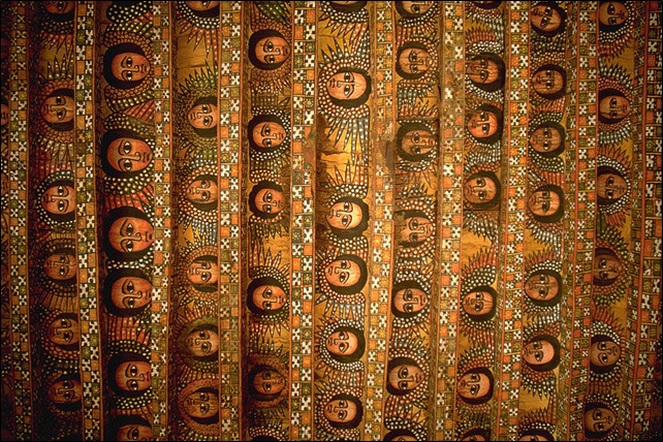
(0, 1, 661, 441)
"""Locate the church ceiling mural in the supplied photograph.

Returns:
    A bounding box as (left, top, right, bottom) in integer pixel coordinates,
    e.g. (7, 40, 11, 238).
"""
(0, 1, 661, 441)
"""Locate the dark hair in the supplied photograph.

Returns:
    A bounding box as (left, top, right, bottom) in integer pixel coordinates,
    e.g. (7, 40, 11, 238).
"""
(248, 365, 285, 402)
(530, 120, 566, 157)
(327, 68, 372, 108)
(531, 2, 567, 37)
(384, 429, 418, 441)
(525, 269, 563, 307)
(103, 268, 152, 317)
(326, 393, 363, 429)
(463, 285, 497, 322)
(246, 276, 287, 316)
(325, 254, 368, 295)
(532, 64, 567, 100)
(467, 52, 505, 92)
(598, 1, 628, 33)
(464, 170, 502, 210)
(329, 1, 367, 13)
(100, 128, 151, 179)
(102, 206, 153, 262)
(593, 247, 620, 286)
(529, 184, 564, 224)
(396, 41, 431, 80)
(391, 279, 428, 319)
(466, 104, 503, 144)
(187, 255, 218, 293)
(524, 334, 561, 372)
(248, 180, 284, 220)
(327, 196, 369, 239)
(395, 1, 432, 17)
(42, 88, 74, 132)
(519, 428, 554, 441)
(386, 356, 423, 396)
(107, 351, 150, 397)
(186, 174, 218, 212)
(189, 96, 218, 139)
(590, 334, 619, 374)
(248, 29, 289, 71)
(46, 312, 80, 353)
(184, 1, 220, 17)
(327, 325, 366, 363)
(460, 427, 491, 441)
(596, 165, 626, 206)
(396, 122, 436, 162)
(107, 414, 152, 441)
(471, 1, 501, 9)
(598, 88, 629, 125)
(103, 42, 149, 90)
(584, 401, 615, 439)
(40, 1, 75, 22)
(458, 366, 494, 404)
(39, 178, 75, 224)
(248, 114, 287, 153)
(43, 246, 77, 287)
(184, 387, 220, 425)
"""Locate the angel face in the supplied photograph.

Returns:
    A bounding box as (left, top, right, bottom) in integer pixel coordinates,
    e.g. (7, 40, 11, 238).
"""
(597, 171, 628, 202)
(186, 328, 219, 358)
(46, 316, 80, 347)
(253, 187, 285, 215)
(326, 329, 359, 357)
(392, 286, 429, 315)
(187, 257, 219, 286)
(398, 1, 434, 16)
(467, 110, 499, 140)
(114, 360, 151, 393)
(188, 101, 219, 130)
(531, 4, 563, 34)
(590, 338, 621, 368)
(326, 69, 370, 103)
(599, 1, 628, 26)
(186, 177, 218, 205)
(466, 56, 502, 86)
(110, 275, 153, 310)
(41, 91, 74, 125)
(185, 1, 220, 12)
(522, 338, 556, 366)
(43, 1, 75, 15)
(593, 248, 622, 283)
(41, 182, 75, 216)
(528, 188, 561, 217)
(530, 124, 563, 154)
(251, 367, 286, 396)
(107, 216, 155, 254)
(599, 94, 630, 121)
(110, 51, 150, 83)
(531, 66, 565, 97)
(462, 290, 495, 317)
(464, 174, 499, 205)
(325, 258, 362, 288)
(524, 271, 560, 301)
(398, 46, 433, 76)
(251, 120, 286, 149)
(324, 397, 359, 424)
(584, 406, 616, 434)
(48, 377, 82, 404)
(457, 370, 492, 400)
(251, 284, 287, 312)
(184, 389, 219, 419)
(106, 136, 153, 173)
(43, 252, 77, 281)
(397, 214, 434, 245)
(387, 361, 425, 393)
(254, 35, 290, 66)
